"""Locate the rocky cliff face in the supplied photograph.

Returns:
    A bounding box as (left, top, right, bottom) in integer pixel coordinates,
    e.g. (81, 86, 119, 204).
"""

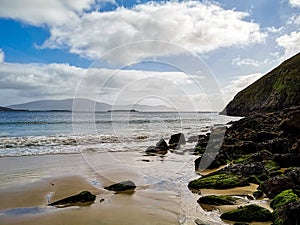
(221, 52, 300, 116)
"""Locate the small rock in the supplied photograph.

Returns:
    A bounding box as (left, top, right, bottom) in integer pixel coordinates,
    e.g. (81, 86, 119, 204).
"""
(105, 180, 136, 192)
(48, 191, 96, 207)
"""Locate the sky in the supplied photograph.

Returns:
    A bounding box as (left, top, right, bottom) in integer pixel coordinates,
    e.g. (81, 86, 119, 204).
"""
(0, 0, 300, 111)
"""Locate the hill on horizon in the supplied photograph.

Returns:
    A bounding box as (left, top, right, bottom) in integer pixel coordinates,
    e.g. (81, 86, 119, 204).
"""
(8, 98, 173, 112)
(221, 52, 300, 116)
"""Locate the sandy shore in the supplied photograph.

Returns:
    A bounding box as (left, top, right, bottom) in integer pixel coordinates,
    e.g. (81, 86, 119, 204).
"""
(0, 174, 180, 225)
(0, 154, 185, 225)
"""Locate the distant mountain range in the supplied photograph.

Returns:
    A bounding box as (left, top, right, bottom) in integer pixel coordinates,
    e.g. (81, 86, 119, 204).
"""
(7, 98, 173, 112)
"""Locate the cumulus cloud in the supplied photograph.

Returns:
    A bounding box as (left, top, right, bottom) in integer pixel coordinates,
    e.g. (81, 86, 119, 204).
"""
(0, 0, 97, 26)
(0, 60, 223, 110)
(40, 1, 266, 63)
(224, 73, 263, 103)
(0, 49, 4, 63)
(290, 0, 300, 7)
(276, 31, 300, 59)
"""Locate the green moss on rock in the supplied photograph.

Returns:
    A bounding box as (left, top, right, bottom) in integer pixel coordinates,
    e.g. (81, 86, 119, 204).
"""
(188, 173, 250, 190)
(270, 189, 298, 210)
(220, 204, 272, 222)
(197, 195, 238, 206)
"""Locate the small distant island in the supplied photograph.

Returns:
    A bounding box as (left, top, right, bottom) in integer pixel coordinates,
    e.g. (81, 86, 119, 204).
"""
(107, 109, 138, 112)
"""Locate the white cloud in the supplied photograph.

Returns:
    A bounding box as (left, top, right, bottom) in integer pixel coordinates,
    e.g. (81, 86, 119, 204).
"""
(232, 57, 261, 67)
(290, 0, 300, 7)
(276, 31, 300, 59)
(40, 1, 266, 63)
(0, 49, 4, 63)
(224, 73, 263, 103)
(0, 0, 107, 26)
(0, 61, 222, 110)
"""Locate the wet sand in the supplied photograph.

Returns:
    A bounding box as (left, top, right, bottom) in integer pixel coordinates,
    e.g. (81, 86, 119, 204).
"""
(0, 154, 184, 225)
(0, 175, 180, 225)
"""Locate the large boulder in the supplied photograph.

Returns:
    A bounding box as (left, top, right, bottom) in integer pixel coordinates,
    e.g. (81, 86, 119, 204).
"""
(168, 133, 186, 149)
(48, 191, 96, 207)
(104, 180, 136, 192)
(260, 175, 295, 199)
(270, 189, 298, 210)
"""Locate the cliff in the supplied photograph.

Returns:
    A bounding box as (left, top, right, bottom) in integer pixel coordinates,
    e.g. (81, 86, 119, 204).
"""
(221, 52, 300, 116)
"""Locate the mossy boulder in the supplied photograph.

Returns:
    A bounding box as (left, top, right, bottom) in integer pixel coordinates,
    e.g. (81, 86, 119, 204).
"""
(105, 180, 136, 192)
(273, 200, 300, 225)
(220, 204, 272, 222)
(263, 160, 280, 173)
(197, 195, 238, 205)
(48, 191, 96, 207)
(188, 173, 249, 190)
(270, 189, 298, 210)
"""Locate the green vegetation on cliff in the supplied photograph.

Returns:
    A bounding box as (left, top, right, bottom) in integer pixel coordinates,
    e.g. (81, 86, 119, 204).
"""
(221, 52, 300, 116)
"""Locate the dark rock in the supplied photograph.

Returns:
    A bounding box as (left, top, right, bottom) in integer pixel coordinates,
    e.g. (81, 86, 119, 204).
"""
(105, 180, 136, 192)
(197, 195, 238, 206)
(224, 162, 267, 176)
(270, 189, 298, 210)
(274, 153, 300, 167)
(168, 133, 185, 149)
(272, 200, 300, 225)
(48, 191, 96, 207)
(257, 138, 290, 154)
(285, 168, 300, 186)
(145, 138, 168, 154)
(194, 157, 201, 170)
(156, 138, 169, 150)
(260, 175, 296, 199)
(253, 190, 264, 199)
(220, 204, 272, 222)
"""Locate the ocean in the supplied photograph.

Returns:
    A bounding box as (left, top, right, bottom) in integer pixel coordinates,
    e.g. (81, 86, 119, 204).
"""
(0, 111, 238, 157)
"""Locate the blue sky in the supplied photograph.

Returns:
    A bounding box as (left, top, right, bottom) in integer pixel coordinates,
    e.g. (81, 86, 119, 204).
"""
(0, 0, 299, 110)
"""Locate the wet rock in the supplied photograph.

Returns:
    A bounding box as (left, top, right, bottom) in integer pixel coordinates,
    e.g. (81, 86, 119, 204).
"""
(272, 200, 300, 225)
(260, 175, 295, 199)
(188, 173, 249, 190)
(145, 138, 168, 154)
(48, 191, 96, 207)
(168, 133, 185, 149)
(270, 189, 298, 210)
(224, 162, 267, 176)
(274, 153, 300, 167)
(257, 138, 290, 154)
(105, 180, 136, 192)
(220, 204, 272, 222)
(197, 195, 238, 206)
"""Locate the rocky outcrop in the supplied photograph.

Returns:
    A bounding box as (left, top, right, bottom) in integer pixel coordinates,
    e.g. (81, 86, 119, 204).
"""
(221, 52, 300, 116)
(104, 180, 136, 192)
(48, 191, 96, 207)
